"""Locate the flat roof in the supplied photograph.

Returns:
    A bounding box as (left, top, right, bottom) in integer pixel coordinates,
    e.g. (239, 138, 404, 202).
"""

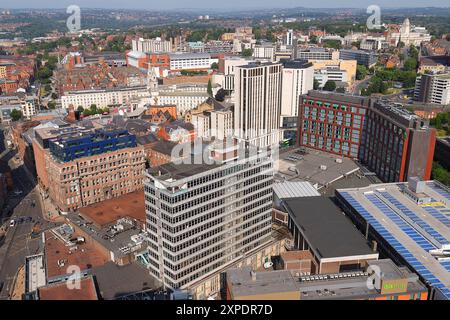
(283, 196, 376, 259)
(303, 90, 370, 107)
(25, 254, 46, 293)
(227, 259, 426, 300)
(276, 147, 361, 187)
(78, 190, 146, 227)
(148, 161, 221, 181)
(92, 262, 160, 300)
(168, 52, 210, 59)
(44, 229, 110, 279)
(273, 181, 320, 199)
(337, 181, 450, 299)
(227, 267, 299, 298)
(38, 276, 98, 300)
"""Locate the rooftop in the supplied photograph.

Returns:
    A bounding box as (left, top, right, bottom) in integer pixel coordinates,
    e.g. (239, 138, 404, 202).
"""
(227, 259, 426, 300)
(273, 181, 320, 199)
(38, 276, 98, 300)
(151, 140, 180, 156)
(304, 90, 370, 107)
(276, 147, 361, 188)
(78, 190, 146, 228)
(283, 196, 376, 259)
(44, 228, 110, 279)
(227, 267, 299, 298)
(168, 52, 211, 59)
(92, 262, 160, 300)
(148, 161, 220, 182)
(337, 180, 450, 299)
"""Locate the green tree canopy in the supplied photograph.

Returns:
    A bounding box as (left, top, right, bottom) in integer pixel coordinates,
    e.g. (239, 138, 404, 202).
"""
(10, 109, 22, 121)
(356, 64, 368, 80)
(323, 80, 337, 92)
(241, 48, 253, 57)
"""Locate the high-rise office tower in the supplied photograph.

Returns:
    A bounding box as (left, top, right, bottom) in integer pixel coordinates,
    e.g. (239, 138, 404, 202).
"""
(234, 62, 283, 147)
(144, 141, 274, 290)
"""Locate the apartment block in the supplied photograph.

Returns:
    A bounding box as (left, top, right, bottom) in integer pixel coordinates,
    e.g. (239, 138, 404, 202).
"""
(168, 53, 212, 71)
(234, 62, 283, 147)
(132, 37, 172, 53)
(414, 73, 450, 105)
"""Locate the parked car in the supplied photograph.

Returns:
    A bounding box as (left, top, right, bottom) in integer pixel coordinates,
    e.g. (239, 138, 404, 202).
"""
(9, 220, 15, 227)
(13, 190, 23, 196)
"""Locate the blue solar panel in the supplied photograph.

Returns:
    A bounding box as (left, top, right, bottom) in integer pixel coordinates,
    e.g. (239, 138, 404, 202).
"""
(364, 193, 436, 252)
(379, 191, 450, 246)
(422, 206, 450, 228)
(427, 182, 450, 202)
(338, 191, 450, 299)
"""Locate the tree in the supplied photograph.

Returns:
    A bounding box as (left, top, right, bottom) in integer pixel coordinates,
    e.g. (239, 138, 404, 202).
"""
(313, 78, 320, 90)
(211, 62, 219, 70)
(356, 64, 368, 80)
(309, 35, 318, 44)
(207, 79, 213, 96)
(241, 48, 253, 57)
(323, 81, 336, 92)
(351, 41, 361, 49)
(10, 109, 22, 121)
(432, 162, 450, 187)
(404, 58, 417, 71)
(77, 106, 84, 112)
(47, 101, 56, 109)
(322, 40, 341, 50)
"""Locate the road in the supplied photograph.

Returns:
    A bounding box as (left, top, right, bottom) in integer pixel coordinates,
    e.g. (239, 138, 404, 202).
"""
(352, 76, 372, 95)
(0, 124, 58, 299)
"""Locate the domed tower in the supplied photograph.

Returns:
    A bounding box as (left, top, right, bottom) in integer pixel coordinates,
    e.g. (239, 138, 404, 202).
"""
(147, 66, 159, 92)
(401, 18, 411, 36)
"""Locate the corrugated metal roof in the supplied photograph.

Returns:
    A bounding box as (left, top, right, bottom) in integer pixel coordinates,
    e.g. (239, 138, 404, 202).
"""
(273, 181, 320, 199)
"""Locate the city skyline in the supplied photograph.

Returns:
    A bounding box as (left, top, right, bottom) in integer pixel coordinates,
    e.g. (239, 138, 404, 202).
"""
(3, 0, 450, 10)
(0, 2, 449, 304)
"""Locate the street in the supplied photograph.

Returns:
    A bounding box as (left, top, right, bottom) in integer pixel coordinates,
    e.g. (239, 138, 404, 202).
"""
(0, 124, 57, 299)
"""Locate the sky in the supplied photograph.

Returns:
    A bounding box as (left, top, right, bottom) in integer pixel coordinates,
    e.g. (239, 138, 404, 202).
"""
(3, 0, 450, 10)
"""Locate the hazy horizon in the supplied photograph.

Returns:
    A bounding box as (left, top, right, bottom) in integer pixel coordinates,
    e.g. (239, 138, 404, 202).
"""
(2, 0, 450, 10)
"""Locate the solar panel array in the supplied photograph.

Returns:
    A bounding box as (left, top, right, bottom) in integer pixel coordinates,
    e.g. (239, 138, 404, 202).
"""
(379, 191, 450, 247)
(339, 191, 450, 300)
(428, 182, 450, 202)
